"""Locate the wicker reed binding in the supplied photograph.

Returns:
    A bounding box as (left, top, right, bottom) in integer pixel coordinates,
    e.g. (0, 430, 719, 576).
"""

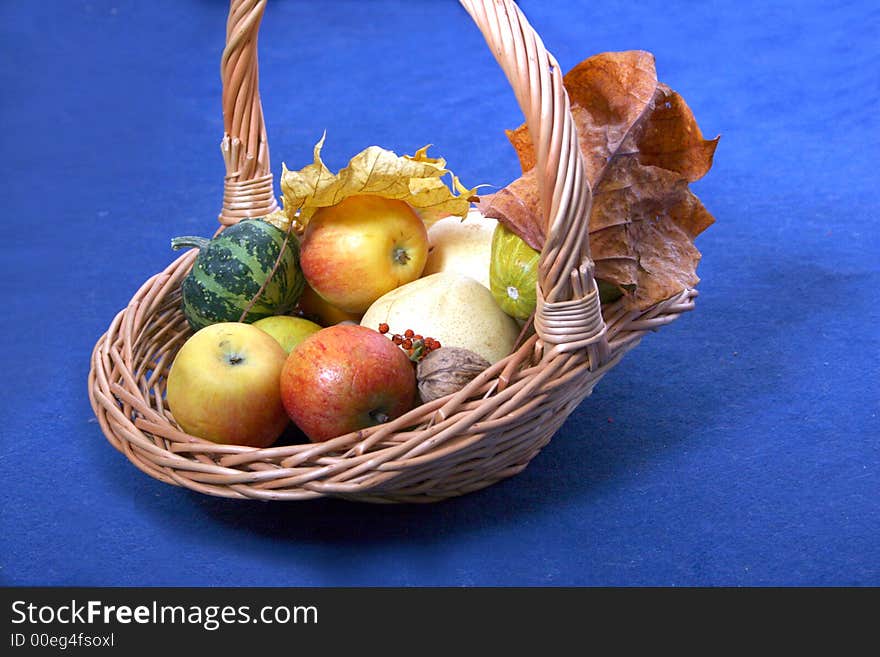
(219, 0, 277, 225)
(88, 0, 698, 503)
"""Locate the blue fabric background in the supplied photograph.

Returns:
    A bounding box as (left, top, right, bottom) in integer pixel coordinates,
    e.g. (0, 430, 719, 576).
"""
(1, 0, 877, 586)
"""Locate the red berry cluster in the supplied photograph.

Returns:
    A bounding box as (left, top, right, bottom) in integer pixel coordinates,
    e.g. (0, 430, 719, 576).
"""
(378, 324, 441, 361)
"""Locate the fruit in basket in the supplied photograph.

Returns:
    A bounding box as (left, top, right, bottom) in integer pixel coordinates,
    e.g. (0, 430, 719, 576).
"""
(165, 322, 289, 447)
(360, 272, 520, 364)
(171, 219, 305, 331)
(489, 222, 623, 312)
(252, 315, 321, 353)
(299, 195, 429, 314)
(279, 324, 417, 442)
(422, 210, 497, 289)
(489, 222, 540, 320)
(296, 283, 363, 326)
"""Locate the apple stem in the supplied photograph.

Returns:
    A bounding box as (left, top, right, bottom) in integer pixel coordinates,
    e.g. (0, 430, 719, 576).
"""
(392, 246, 411, 265)
(370, 410, 390, 424)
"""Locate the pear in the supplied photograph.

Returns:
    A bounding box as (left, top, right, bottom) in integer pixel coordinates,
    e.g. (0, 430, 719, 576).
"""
(422, 210, 497, 290)
(361, 272, 520, 364)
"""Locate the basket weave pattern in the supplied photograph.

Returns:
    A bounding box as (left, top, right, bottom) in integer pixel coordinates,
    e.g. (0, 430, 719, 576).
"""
(88, 0, 697, 503)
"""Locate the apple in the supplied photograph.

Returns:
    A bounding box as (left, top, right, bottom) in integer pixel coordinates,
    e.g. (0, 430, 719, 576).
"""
(296, 283, 363, 327)
(165, 322, 289, 447)
(252, 315, 322, 353)
(422, 209, 497, 289)
(300, 194, 429, 314)
(279, 324, 416, 442)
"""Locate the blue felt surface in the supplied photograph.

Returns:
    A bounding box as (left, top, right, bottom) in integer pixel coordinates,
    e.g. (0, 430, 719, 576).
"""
(1, 0, 878, 586)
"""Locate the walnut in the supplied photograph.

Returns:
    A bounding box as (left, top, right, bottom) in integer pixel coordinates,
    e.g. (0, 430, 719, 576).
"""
(416, 347, 491, 403)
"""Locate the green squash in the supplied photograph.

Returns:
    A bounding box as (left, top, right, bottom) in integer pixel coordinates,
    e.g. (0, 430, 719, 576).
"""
(489, 223, 626, 319)
(171, 219, 305, 331)
(489, 223, 540, 320)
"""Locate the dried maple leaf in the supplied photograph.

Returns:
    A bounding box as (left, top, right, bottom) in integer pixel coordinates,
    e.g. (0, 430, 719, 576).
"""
(272, 134, 479, 232)
(479, 50, 719, 310)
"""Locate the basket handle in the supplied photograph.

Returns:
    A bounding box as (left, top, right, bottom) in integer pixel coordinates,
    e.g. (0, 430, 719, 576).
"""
(218, 0, 607, 356)
(460, 0, 606, 356)
(218, 0, 278, 226)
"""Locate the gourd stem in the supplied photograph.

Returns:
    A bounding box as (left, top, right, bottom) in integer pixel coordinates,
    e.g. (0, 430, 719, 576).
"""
(171, 236, 212, 251)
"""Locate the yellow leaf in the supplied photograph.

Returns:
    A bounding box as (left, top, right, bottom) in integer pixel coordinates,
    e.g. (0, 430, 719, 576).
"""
(276, 135, 479, 230)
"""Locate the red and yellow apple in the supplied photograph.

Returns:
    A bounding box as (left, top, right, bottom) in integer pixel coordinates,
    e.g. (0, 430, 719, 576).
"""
(279, 324, 416, 442)
(299, 195, 428, 314)
(165, 322, 289, 447)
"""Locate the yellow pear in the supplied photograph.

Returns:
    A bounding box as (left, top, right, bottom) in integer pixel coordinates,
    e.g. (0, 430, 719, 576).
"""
(422, 209, 497, 290)
(361, 272, 520, 364)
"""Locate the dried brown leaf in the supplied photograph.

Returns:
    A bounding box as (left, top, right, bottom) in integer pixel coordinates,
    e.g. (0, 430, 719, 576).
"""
(477, 169, 544, 251)
(480, 50, 719, 310)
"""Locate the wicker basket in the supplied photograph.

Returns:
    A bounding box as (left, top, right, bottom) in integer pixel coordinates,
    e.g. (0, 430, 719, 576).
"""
(88, 0, 698, 503)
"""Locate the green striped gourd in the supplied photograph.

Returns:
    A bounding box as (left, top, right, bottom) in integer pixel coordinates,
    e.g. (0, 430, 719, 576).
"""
(172, 219, 305, 331)
(489, 222, 540, 320)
